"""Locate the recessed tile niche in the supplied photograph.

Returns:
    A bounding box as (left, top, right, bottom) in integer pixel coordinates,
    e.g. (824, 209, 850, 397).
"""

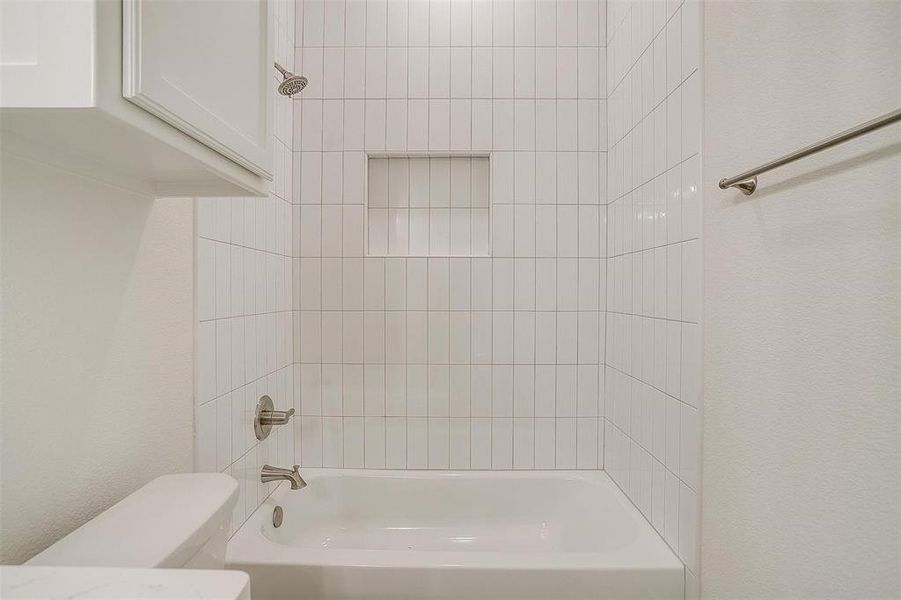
(366, 156, 490, 257)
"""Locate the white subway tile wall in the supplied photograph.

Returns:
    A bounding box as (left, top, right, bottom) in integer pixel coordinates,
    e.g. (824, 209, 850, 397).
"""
(195, 0, 297, 537)
(367, 156, 490, 256)
(190, 0, 702, 583)
(603, 0, 702, 583)
(294, 0, 608, 472)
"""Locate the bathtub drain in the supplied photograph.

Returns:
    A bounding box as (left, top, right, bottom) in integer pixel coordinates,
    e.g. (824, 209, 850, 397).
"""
(272, 505, 284, 528)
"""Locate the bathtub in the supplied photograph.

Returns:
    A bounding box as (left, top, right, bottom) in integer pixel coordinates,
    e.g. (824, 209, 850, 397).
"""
(226, 470, 683, 600)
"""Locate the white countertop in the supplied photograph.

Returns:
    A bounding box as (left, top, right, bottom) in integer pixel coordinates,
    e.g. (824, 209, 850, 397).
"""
(0, 566, 251, 599)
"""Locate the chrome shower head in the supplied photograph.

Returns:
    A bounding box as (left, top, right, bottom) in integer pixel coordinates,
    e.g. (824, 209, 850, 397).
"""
(278, 73, 308, 96)
(274, 62, 308, 97)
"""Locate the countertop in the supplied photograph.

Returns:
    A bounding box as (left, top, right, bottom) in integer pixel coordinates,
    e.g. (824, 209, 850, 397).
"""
(0, 566, 251, 599)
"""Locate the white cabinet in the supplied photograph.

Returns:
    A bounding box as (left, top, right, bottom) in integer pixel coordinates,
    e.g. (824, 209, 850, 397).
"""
(0, 0, 273, 197)
(123, 0, 271, 177)
(0, 0, 95, 108)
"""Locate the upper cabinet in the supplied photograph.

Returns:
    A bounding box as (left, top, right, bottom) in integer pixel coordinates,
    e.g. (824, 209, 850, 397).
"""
(122, 0, 271, 177)
(0, 0, 273, 197)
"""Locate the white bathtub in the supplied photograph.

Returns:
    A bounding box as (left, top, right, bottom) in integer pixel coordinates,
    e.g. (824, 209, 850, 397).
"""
(226, 470, 683, 600)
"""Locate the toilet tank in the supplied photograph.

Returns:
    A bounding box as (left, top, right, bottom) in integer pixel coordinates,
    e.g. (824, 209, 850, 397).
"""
(27, 474, 238, 569)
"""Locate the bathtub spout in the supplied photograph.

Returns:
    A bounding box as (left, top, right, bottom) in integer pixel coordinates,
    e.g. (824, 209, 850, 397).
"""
(261, 464, 307, 490)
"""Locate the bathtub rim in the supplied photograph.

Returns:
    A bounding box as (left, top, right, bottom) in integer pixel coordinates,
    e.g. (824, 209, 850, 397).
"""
(226, 469, 683, 573)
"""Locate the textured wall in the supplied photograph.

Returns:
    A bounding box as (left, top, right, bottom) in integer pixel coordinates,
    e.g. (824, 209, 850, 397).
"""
(0, 155, 194, 564)
(702, 2, 900, 598)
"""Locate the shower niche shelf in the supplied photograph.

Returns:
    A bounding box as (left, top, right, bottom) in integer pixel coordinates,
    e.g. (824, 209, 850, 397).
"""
(366, 155, 491, 258)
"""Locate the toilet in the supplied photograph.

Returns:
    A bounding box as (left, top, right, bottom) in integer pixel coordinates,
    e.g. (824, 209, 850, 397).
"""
(27, 474, 238, 569)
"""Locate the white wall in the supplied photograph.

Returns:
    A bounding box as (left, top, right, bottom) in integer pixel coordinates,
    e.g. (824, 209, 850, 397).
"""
(603, 0, 703, 591)
(702, 2, 900, 598)
(193, 0, 297, 534)
(0, 154, 194, 564)
(291, 0, 608, 470)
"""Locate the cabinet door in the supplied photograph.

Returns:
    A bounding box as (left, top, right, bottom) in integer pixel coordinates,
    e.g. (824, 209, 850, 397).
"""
(123, 0, 272, 178)
(0, 0, 94, 107)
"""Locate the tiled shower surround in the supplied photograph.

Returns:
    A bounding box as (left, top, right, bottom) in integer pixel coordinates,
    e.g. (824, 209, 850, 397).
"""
(195, 0, 297, 534)
(196, 0, 702, 587)
(292, 0, 609, 470)
(604, 0, 702, 587)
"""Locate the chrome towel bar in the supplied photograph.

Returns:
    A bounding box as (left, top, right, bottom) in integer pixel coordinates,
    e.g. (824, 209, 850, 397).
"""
(719, 108, 901, 195)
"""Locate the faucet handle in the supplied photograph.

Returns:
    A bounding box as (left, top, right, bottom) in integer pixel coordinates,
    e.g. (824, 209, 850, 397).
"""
(261, 407, 295, 426)
(254, 396, 295, 440)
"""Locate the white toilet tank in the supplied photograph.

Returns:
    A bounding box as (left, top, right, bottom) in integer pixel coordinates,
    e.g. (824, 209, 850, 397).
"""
(27, 474, 238, 569)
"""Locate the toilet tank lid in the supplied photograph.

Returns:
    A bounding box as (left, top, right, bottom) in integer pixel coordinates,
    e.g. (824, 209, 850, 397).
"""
(27, 474, 238, 568)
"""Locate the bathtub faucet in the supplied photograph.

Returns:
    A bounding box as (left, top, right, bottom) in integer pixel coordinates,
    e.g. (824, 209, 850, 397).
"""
(261, 464, 307, 490)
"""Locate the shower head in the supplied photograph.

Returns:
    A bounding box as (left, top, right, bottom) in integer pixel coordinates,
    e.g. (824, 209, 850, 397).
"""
(278, 73, 308, 96)
(274, 62, 308, 97)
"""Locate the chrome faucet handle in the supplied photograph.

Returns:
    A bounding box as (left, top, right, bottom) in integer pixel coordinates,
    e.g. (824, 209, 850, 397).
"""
(260, 407, 295, 426)
(254, 396, 295, 440)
